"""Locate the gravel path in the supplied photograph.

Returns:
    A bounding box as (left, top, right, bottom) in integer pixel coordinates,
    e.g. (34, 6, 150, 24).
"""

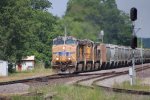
(137, 67, 150, 85)
(137, 68, 150, 78)
(96, 64, 150, 87)
(96, 74, 130, 87)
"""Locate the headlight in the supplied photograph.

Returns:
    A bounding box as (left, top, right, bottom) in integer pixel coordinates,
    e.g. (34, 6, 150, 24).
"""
(68, 57, 71, 60)
(56, 58, 59, 60)
(63, 46, 65, 50)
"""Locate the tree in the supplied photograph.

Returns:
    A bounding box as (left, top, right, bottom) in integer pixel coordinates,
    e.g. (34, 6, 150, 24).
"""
(31, 0, 51, 10)
(65, 0, 131, 45)
(0, 0, 59, 67)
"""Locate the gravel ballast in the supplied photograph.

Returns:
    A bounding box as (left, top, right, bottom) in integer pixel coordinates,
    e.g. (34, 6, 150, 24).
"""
(0, 83, 30, 95)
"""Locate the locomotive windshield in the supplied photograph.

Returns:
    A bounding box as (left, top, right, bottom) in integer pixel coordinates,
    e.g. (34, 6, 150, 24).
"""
(65, 38, 76, 45)
(53, 38, 64, 45)
(53, 37, 77, 45)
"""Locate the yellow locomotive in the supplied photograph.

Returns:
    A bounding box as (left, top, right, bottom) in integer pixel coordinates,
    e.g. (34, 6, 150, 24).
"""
(51, 36, 78, 73)
(51, 36, 95, 73)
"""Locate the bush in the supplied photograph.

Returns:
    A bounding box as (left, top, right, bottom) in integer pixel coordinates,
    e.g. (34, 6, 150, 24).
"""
(44, 60, 51, 68)
(8, 63, 16, 73)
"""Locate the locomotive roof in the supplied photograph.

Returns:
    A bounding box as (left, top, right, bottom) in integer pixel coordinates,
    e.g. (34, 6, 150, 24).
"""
(53, 36, 77, 41)
(77, 39, 94, 45)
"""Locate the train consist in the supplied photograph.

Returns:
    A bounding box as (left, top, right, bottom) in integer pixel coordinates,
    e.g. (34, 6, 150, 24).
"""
(51, 36, 150, 73)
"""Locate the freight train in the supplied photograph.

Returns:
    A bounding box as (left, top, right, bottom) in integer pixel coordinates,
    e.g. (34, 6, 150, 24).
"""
(51, 36, 150, 73)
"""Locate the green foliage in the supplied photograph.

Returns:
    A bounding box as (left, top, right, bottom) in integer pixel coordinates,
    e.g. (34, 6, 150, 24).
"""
(12, 95, 42, 100)
(31, 0, 51, 10)
(56, 17, 99, 41)
(65, 0, 131, 45)
(0, 0, 133, 68)
(8, 63, 16, 73)
(0, 0, 60, 67)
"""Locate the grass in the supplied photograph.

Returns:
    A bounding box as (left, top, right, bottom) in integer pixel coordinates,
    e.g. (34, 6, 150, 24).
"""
(11, 96, 42, 100)
(113, 79, 150, 92)
(0, 67, 53, 82)
(11, 85, 150, 100)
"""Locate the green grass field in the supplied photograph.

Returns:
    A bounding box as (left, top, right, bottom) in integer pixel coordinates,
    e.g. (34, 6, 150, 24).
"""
(11, 85, 150, 100)
(0, 67, 53, 82)
(114, 79, 150, 92)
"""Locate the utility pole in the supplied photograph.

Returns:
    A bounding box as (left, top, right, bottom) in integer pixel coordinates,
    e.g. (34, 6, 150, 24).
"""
(141, 38, 143, 78)
(64, 26, 67, 45)
(64, 26, 67, 39)
(129, 7, 137, 85)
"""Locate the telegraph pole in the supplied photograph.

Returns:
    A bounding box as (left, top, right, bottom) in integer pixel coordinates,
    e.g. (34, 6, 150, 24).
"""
(130, 7, 137, 85)
(64, 26, 67, 39)
(141, 38, 144, 78)
(100, 30, 104, 43)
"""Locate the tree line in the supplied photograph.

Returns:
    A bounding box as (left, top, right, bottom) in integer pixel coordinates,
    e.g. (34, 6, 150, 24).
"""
(0, 0, 132, 67)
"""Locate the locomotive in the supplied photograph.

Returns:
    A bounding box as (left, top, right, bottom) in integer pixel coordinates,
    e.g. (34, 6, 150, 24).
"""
(51, 36, 150, 73)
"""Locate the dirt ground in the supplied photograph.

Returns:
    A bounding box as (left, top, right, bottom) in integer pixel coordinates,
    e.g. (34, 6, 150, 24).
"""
(137, 67, 150, 85)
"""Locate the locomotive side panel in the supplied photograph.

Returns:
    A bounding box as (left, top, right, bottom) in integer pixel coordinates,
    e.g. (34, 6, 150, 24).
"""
(94, 44, 101, 70)
(77, 45, 84, 62)
(76, 40, 94, 71)
(100, 44, 107, 64)
(84, 40, 94, 71)
(94, 44, 101, 62)
(84, 45, 94, 61)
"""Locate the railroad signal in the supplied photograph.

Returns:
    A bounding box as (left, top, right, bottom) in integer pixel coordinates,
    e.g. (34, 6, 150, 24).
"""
(130, 7, 137, 21)
(130, 7, 137, 86)
(131, 36, 137, 49)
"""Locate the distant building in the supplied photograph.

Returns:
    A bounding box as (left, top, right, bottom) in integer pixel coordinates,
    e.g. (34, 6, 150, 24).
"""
(16, 56, 35, 71)
(0, 60, 8, 76)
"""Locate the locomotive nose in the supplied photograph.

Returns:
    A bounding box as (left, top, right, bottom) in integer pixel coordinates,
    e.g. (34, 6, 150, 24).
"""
(57, 51, 72, 62)
(61, 66, 66, 72)
(59, 56, 67, 62)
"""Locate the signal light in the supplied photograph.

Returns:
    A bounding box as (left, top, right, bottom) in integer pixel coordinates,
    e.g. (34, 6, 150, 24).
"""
(131, 36, 137, 49)
(130, 7, 137, 21)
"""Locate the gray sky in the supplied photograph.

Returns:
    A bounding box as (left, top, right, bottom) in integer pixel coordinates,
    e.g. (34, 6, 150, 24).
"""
(49, 0, 68, 17)
(48, 0, 150, 38)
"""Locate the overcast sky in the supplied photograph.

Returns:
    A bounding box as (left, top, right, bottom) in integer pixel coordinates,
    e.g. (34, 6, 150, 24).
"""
(48, 0, 150, 38)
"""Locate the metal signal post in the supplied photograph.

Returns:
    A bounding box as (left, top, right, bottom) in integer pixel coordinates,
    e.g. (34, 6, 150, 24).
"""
(130, 7, 137, 86)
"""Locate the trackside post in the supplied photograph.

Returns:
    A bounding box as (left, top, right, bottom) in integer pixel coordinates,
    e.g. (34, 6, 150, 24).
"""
(130, 7, 137, 85)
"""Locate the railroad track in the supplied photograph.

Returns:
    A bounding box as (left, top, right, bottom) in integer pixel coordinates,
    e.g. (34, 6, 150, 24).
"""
(0, 64, 149, 100)
(0, 64, 135, 86)
(75, 65, 150, 96)
(0, 64, 149, 86)
(0, 70, 118, 100)
(0, 64, 150, 98)
(0, 70, 117, 86)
